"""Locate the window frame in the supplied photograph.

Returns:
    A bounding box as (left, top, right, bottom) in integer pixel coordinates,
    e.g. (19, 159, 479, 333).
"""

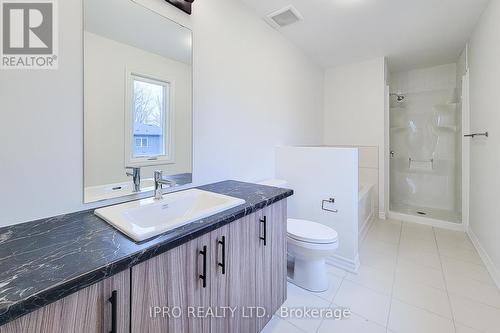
(135, 137, 149, 148)
(125, 70, 175, 168)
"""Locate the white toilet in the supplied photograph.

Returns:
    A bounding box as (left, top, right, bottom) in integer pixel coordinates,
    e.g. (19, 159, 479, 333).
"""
(287, 218, 339, 292)
(258, 180, 339, 292)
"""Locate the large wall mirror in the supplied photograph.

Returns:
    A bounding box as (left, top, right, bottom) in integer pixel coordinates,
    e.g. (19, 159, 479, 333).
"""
(84, 0, 193, 203)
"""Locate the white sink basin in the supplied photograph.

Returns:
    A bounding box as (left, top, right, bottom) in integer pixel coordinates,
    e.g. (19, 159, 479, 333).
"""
(95, 189, 246, 241)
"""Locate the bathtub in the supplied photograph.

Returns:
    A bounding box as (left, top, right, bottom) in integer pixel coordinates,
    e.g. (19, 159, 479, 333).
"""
(359, 183, 375, 239)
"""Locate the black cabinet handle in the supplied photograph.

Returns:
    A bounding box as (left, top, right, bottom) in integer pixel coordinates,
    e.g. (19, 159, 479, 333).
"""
(199, 246, 207, 288)
(260, 216, 267, 246)
(108, 290, 117, 333)
(218, 236, 226, 274)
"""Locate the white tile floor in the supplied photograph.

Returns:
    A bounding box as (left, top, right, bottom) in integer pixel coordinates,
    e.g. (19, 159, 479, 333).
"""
(262, 219, 500, 333)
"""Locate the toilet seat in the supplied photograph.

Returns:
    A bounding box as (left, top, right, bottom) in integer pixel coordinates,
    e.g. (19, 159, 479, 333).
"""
(287, 219, 338, 244)
(287, 236, 339, 251)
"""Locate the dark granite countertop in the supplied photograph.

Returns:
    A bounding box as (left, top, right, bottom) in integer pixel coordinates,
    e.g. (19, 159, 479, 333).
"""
(0, 180, 293, 326)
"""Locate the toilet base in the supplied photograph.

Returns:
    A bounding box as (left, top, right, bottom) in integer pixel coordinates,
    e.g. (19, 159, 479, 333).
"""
(288, 257, 329, 292)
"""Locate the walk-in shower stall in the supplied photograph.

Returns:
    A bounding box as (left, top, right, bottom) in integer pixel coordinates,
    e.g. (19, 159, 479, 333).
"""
(389, 62, 465, 224)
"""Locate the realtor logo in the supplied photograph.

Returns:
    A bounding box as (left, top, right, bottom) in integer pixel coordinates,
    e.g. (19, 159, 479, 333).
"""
(1, 0, 58, 69)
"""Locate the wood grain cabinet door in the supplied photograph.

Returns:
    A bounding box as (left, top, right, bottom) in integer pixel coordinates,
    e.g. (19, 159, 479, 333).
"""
(255, 200, 288, 331)
(209, 205, 287, 333)
(269, 200, 287, 314)
(131, 233, 212, 333)
(227, 213, 258, 333)
(209, 224, 230, 333)
(255, 207, 274, 332)
(184, 233, 212, 333)
(0, 270, 130, 333)
(131, 244, 189, 333)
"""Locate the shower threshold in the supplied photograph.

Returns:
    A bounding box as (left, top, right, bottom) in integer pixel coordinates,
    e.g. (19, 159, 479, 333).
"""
(390, 203, 461, 224)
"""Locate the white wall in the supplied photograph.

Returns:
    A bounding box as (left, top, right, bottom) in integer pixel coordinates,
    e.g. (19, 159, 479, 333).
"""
(0, 0, 323, 226)
(390, 64, 458, 94)
(276, 146, 360, 272)
(84, 32, 192, 187)
(323, 57, 386, 216)
(191, 0, 324, 184)
(467, 0, 500, 283)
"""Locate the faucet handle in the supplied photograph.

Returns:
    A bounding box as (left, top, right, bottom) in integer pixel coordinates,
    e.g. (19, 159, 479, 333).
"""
(154, 170, 163, 181)
(126, 166, 140, 176)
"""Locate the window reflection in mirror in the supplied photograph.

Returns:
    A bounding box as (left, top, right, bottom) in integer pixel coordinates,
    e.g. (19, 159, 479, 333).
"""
(127, 74, 171, 165)
(83, 0, 192, 203)
(133, 78, 168, 159)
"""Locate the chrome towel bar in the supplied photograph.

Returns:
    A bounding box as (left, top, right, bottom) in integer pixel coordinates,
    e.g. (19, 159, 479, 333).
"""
(409, 158, 434, 169)
(322, 198, 338, 213)
(464, 132, 488, 138)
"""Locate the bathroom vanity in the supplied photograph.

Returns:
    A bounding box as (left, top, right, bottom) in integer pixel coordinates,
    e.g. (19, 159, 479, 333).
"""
(0, 2, 291, 332)
(0, 181, 292, 333)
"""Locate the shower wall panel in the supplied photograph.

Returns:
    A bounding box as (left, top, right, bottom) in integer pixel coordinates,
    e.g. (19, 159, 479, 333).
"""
(390, 64, 461, 221)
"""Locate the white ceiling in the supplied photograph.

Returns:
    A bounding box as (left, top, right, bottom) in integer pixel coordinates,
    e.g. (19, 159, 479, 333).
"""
(84, 0, 192, 64)
(240, 0, 490, 71)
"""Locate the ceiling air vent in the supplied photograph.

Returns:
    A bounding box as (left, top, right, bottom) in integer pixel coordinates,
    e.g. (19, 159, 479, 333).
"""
(265, 5, 303, 29)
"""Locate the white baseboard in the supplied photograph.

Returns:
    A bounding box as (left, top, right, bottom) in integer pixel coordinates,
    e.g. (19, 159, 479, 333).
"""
(379, 211, 386, 220)
(326, 254, 360, 273)
(467, 228, 500, 290)
(388, 211, 465, 231)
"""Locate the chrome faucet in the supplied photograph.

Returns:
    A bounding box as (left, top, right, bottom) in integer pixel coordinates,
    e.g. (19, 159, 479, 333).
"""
(126, 167, 141, 192)
(154, 170, 176, 200)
